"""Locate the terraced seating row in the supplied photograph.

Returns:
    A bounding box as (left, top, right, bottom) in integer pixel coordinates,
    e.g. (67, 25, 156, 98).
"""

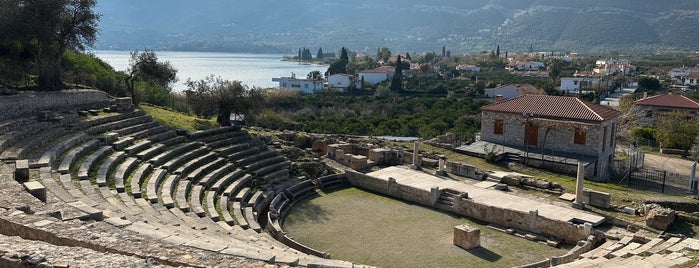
(186, 126, 240, 141)
(32, 132, 89, 168)
(84, 112, 150, 135)
(0, 121, 68, 161)
(129, 163, 152, 198)
(95, 151, 126, 187)
(58, 139, 99, 174)
(284, 180, 318, 201)
(77, 146, 113, 180)
(317, 174, 349, 191)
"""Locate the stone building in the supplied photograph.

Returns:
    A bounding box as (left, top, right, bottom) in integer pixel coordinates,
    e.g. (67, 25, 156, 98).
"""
(480, 95, 620, 180)
(634, 93, 699, 125)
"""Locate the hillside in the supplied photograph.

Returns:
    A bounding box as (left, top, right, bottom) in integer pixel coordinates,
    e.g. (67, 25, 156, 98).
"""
(95, 0, 699, 53)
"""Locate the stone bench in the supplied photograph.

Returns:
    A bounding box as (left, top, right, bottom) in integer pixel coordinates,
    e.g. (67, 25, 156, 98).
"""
(248, 191, 264, 211)
(175, 180, 192, 212)
(1, 125, 67, 161)
(148, 142, 203, 166)
(77, 146, 113, 180)
(145, 168, 168, 203)
(123, 139, 152, 156)
(206, 133, 250, 150)
(85, 114, 152, 135)
(157, 135, 185, 146)
(205, 190, 219, 221)
(95, 151, 126, 187)
(128, 125, 169, 140)
(160, 174, 179, 208)
(261, 169, 290, 184)
(135, 143, 165, 161)
(210, 168, 244, 192)
(215, 142, 253, 157)
(199, 163, 236, 187)
(185, 158, 227, 182)
(173, 152, 218, 175)
(58, 139, 99, 174)
(148, 130, 177, 143)
(228, 145, 265, 162)
(269, 193, 290, 216)
(223, 174, 252, 197)
(130, 163, 152, 198)
(252, 160, 291, 177)
(115, 121, 159, 136)
(284, 180, 317, 201)
(37, 169, 75, 204)
(189, 185, 206, 217)
(235, 187, 252, 203)
(187, 126, 239, 140)
(111, 136, 135, 151)
(160, 147, 208, 172)
(244, 155, 286, 170)
(113, 157, 139, 192)
(33, 132, 89, 168)
(235, 150, 277, 167)
(244, 206, 261, 232)
(218, 195, 235, 225)
(318, 174, 349, 190)
(231, 202, 248, 229)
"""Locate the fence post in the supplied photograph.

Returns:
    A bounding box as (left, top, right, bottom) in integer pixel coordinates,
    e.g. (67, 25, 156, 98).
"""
(662, 171, 666, 194)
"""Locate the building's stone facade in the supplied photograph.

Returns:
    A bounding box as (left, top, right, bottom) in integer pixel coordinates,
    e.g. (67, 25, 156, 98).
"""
(481, 111, 617, 180)
(634, 104, 699, 125)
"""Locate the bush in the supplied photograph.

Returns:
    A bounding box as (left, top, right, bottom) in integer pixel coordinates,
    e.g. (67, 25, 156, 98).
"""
(629, 126, 655, 140)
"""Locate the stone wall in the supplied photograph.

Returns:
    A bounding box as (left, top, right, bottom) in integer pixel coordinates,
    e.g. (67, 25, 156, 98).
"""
(346, 170, 587, 243)
(0, 89, 109, 120)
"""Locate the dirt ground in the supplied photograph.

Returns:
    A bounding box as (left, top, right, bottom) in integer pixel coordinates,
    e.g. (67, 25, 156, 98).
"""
(643, 153, 695, 176)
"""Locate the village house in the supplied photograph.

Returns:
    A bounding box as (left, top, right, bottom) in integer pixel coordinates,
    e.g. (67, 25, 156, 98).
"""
(327, 74, 354, 90)
(669, 66, 699, 78)
(593, 59, 635, 75)
(456, 64, 481, 72)
(272, 73, 325, 94)
(634, 93, 699, 125)
(483, 84, 542, 99)
(478, 95, 620, 180)
(506, 61, 546, 71)
(357, 66, 395, 86)
(683, 73, 699, 86)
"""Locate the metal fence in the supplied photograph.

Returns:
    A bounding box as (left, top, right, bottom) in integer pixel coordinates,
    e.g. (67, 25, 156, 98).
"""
(613, 147, 691, 195)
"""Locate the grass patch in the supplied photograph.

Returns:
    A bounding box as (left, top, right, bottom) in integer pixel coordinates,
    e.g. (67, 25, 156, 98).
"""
(283, 187, 569, 268)
(139, 103, 217, 131)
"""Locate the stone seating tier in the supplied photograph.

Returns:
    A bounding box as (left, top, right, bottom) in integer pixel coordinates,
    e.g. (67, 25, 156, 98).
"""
(160, 148, 208, 172)
(33, 132, 89, 168)
(58, 139, 99, 174)
(215, 142, 254, 157)
(82, 110, 146, 129)
(129, 163, 152, 198)
(219, 195, 235, 225)
(284, 180, 317, 201)
(113, 157, 139, 192)
(156, 135, 185, 146)
(77, 146, 113, 180)
(129, 125, 168, 140)
(235, 187, 252, 203)
(205, 190, 219, 221)
(160, 174, 179, 208)
(232, 202, 249, 229)
(235, 150, 277, 167)
(186, 126, 240, 140)
(206, 133, 250, 150)
(95, 151, 126, 187)
(244, 206, 262, 232)
(252, 160, 291, 177)
(228, 145, 265, 162)
(135, 143, 165, 161)
(185, 158, 227, 182)
(148, 142, 203, 166)
(244, 155, 287, 170)
(198, 163, 236, 188)
(115, 121, 159, 136)
(210, 168, 244, 193)
(147, 130, 178, 143)
(173, 152, 218, 176)
(145, 168, 168, 203)
(84, 113, 151, 135)
(123, 139, 152, 156)
(318, 175, 349, 191)
(189, 185, 206, 217)
(223, 174, 253, 197)
(111, 136, 134, 151)
(175, 180, 192, 212)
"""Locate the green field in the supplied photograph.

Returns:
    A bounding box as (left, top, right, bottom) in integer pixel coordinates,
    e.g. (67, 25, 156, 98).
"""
(283, 187, 569, 268)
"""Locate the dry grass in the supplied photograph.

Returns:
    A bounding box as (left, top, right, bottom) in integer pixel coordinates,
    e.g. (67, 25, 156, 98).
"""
(139, 103, 217, 131)
(283, 187, 569, 268)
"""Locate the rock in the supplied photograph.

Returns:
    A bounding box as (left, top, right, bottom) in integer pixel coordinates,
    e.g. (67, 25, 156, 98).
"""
(501, 175, 521, 186)
(494, 183, 509, 191)
(645, 206, 676, 231)
(622, 207, 636, 215)
(533, 179, 551, 189)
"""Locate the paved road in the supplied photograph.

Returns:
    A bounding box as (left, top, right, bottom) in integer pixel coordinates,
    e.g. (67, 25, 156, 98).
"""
(602, 87, 636, 107)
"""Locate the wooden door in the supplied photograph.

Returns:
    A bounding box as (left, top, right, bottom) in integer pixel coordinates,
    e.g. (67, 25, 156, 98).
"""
(525, 123, 538, 146)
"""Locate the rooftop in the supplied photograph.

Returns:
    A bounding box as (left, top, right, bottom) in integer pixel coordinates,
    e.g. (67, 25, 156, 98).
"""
(481, 94, 621, 122)
(635, 94, 699, 109)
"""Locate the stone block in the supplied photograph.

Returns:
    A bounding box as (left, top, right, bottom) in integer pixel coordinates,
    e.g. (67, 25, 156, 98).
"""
(454, 224, 480, 249)
(98, 132, 119, 145)
(14, 159, 29, 182)
(350, 155, 368, 170)
(23, 181, 46, 202)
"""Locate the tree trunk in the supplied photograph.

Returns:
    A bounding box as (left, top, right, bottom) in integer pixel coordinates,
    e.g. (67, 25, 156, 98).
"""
(37, 58, 62, 91)
(217, 106, 232, 126)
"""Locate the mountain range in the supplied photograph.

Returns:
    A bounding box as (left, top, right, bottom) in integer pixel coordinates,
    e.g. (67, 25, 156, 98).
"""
(94, 0, 699, 54)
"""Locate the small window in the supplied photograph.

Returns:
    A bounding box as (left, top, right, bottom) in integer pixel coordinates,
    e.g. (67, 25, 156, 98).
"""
(645, 110, 653, 118)
(574, 127, 586, 145)
(494, 119, 504, 135)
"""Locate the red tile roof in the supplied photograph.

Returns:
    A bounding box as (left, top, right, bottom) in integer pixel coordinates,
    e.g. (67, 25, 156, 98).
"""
(634, 94, 699, 109)
(481, 95, 620, 122)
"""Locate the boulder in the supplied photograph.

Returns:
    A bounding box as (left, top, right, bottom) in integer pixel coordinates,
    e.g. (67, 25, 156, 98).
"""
(645, 205, 676, 231)
(533, 179, 551, 189)
(501, 175, 521, 186)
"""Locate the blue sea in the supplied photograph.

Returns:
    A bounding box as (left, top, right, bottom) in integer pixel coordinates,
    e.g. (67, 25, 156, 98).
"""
(93, 50, 327, 91)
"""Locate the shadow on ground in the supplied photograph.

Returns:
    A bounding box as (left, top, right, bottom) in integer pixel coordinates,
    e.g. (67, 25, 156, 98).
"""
(467, 247, 502, 262)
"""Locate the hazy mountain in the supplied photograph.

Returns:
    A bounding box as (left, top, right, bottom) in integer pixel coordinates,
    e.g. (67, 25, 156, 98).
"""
(94, 0, 699, 54)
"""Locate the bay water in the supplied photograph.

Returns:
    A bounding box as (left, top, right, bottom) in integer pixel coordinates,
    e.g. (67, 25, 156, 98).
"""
(93, 50, 327, 91)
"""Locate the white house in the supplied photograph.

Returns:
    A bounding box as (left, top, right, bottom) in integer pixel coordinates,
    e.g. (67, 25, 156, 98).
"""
(327, 74, 354, 90)
(357, 66, 395, 86)
(685, 73, 699, 86)
(560, 77, 595, 93)
(272, 73, 325, 94)
(484, 84, 542, 99)
(507, 61, 545, 71)
(456, 64, 481, 72)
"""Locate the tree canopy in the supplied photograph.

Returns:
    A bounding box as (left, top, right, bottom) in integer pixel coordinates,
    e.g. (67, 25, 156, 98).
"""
(0, 0, 100, 90)
(654, 111, 699, 156)
(125, 50, 178, 104)
(184, 76, 264, 126)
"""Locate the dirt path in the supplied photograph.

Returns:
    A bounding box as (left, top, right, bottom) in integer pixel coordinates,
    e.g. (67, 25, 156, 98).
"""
(643, 153, 695, 176)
